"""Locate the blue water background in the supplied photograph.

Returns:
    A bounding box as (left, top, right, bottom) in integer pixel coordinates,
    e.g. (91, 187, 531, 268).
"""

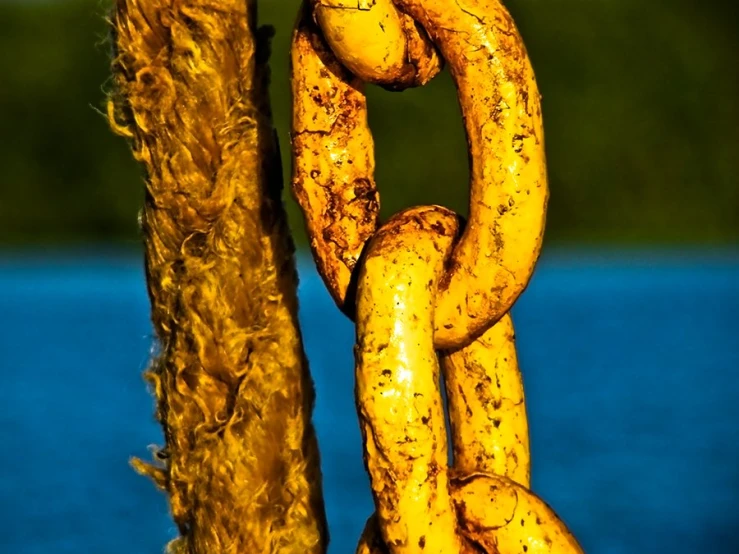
(1, 249, 738, 553)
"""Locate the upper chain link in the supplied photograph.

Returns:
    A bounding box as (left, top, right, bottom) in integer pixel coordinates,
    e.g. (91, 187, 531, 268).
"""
(291, 0, 548, 350)
(290, 1, 584, 553)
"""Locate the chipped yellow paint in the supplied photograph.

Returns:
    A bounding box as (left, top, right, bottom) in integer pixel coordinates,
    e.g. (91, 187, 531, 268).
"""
(290, 1, 584, 552)
(355, 206, 462, 554)
(392, 0, 548, 349)
(291, 8, 378, 313)
(312, 0, 442, 87)
(312, 0, 406, 83)
(292, 0, 546, 348)
(453, 473, 584, 554)
(442, 314, 531, 487)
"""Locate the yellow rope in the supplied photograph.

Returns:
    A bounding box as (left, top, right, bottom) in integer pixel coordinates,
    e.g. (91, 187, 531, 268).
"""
(108, 1, 327, 552)
(291, 1, 583, 552)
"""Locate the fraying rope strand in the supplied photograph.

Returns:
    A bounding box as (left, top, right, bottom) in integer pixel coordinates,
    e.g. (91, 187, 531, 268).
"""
(109, 1, 328, 551)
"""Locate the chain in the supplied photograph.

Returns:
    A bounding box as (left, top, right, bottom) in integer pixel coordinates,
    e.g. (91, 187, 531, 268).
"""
(291, 1, 583, 552)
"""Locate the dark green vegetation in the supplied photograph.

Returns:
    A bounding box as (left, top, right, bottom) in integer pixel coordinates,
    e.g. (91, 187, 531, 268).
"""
(1, 0, 736, 247)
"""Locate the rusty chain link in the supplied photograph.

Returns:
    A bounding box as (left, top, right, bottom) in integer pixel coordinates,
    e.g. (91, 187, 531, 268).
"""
(290, 1, 583, 552)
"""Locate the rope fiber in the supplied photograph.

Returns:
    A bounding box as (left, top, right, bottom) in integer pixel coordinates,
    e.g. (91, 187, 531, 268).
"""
(108, 1, 327, 552)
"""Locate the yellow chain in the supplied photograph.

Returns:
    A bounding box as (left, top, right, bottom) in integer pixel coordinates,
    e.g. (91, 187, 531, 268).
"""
(291, 1, 583, 552)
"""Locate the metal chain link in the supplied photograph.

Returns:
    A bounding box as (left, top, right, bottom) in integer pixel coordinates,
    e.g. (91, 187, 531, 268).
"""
(290, 1, 584, 552)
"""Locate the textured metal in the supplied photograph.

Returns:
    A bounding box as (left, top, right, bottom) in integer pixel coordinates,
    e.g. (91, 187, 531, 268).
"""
(290, 1, 584, 552)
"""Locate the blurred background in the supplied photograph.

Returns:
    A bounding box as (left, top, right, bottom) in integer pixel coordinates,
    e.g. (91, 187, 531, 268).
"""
(0, 0, 737, 552)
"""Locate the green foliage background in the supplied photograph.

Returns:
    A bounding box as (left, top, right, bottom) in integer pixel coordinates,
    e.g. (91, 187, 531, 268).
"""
(1, 0, 736, 248)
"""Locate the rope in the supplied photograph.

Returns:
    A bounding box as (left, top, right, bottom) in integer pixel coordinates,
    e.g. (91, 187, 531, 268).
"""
(108, 1, 327, 552)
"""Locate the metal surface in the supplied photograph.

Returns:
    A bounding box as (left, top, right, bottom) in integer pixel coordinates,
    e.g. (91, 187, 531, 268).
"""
(291, 1, 584, 551)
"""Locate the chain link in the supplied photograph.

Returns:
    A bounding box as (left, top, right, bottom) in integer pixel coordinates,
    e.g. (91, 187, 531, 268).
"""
(291, 1, 583, 552)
